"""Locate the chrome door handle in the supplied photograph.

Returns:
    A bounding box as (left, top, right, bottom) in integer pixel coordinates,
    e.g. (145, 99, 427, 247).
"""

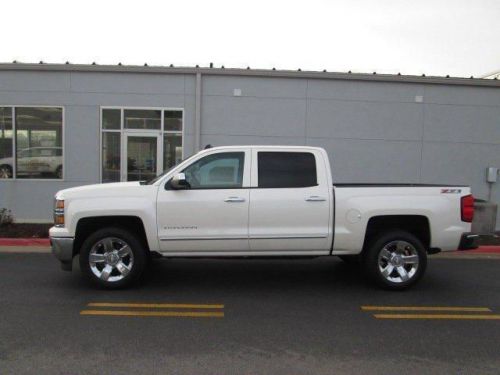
(305, 196, 326, 202)
(224, 197, 246, 203)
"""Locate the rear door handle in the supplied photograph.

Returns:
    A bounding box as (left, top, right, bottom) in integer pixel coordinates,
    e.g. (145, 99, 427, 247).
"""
(224, 197, 246, 203)
(305, 196, 326, 202)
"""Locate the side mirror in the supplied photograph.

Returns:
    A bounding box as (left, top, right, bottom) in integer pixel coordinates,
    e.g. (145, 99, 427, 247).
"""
(170, 172, 189, 190)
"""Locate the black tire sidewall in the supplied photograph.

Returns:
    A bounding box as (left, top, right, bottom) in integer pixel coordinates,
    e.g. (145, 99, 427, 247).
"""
(79, 227, 146, 289)
(363, 230, 427, 290)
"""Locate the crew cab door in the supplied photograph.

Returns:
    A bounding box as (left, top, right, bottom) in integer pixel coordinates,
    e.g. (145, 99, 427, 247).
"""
(156, 149, 251, 253)
(249, 149, 332, 252)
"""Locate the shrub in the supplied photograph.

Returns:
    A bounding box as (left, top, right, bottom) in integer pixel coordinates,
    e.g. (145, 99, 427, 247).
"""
(0, 208, 13, 226)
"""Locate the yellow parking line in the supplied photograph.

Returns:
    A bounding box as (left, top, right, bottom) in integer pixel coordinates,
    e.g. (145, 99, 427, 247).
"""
(80, 310, 224, 318)
(374, 314, 500, 320)
(362, 306, 492, 312)
(87, 302, 224, 309)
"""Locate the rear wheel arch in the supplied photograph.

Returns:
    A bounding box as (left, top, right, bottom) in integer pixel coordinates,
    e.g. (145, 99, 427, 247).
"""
(362, 215, 431, 253)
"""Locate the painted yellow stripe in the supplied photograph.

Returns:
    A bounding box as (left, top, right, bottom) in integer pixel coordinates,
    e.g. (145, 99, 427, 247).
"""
(80, 310, 224, 318)
(374, 314, 500, 320)
(87, 302, 224, 309)
(362, 306, 492, 312)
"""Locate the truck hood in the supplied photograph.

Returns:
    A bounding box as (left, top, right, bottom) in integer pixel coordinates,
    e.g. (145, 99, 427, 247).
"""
(55, 181, 143, 200)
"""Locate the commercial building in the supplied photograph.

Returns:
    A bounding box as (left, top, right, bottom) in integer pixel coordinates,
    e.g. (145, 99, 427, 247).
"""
(0, 63, 499, 228)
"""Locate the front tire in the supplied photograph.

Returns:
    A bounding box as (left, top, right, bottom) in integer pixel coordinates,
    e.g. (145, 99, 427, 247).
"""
(79, 227, 147, 289)
(363, 230, 427, 290)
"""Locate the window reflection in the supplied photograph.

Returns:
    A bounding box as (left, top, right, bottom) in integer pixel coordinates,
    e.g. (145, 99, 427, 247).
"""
(102, 132, 121, 183)
(124, 109, 161, 130)
(0, 107, 13, 179)
(164, 133, 182, 170)
(0, 107, 64, 180)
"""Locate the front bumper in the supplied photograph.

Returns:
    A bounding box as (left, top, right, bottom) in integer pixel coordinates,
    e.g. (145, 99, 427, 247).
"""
(50, 236, 74, 270)
(458, 233, 479, 250)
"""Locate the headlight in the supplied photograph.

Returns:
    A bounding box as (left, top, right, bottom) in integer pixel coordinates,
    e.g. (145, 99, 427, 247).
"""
(54, 199, 65, 227)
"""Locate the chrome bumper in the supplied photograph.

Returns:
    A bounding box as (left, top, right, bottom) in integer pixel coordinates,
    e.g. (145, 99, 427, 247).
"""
(50, 237, 74, 270)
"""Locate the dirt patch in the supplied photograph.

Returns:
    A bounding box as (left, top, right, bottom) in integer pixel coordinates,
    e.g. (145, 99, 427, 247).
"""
(0, 223, 52, 238)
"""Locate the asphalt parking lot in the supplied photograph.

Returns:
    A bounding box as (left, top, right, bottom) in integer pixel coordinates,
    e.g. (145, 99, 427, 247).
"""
(1, 252, 500, 374)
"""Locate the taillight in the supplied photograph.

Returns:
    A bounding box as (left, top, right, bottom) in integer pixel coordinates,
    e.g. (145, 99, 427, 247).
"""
(461, 194, 474, 223)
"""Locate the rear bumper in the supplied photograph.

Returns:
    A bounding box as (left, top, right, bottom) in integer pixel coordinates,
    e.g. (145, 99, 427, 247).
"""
(50, 236, 74, 270)
(458, 233, 479, 250)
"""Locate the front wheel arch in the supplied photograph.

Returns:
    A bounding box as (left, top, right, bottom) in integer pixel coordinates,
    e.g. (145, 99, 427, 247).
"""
(74, 215, 150, 257)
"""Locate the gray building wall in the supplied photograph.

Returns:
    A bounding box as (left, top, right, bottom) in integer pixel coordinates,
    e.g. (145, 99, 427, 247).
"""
(0, 66, 499, 229)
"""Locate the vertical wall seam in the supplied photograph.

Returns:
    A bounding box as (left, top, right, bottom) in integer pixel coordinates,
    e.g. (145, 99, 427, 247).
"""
(419, 85, 426, 183)
(194, 72, 202, 151)
(304, 79, 309, 145)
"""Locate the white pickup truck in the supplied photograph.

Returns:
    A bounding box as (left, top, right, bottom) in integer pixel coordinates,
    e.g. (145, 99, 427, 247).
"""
(50, 145, 477, 290)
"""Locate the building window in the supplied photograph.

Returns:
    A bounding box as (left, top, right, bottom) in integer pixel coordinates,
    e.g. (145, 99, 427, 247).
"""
(0, 108, 13, 179)
(0, 106, 64, 180)
(101, 108, 183, 183)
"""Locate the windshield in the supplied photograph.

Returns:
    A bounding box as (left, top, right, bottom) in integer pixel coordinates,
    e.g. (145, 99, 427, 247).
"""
(144, 164, 178, 185)
(144, 154, 195, 185)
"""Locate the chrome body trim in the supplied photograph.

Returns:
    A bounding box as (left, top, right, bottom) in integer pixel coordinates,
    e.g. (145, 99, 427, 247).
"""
(159, 235, 328, 241)
(50, 237, 74, 262)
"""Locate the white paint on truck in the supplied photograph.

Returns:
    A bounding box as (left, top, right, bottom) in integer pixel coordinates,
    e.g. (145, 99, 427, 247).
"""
(49, 145, 475, 289)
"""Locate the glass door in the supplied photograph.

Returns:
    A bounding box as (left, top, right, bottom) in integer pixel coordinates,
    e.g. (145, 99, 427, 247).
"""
(123, 133, 161, 182)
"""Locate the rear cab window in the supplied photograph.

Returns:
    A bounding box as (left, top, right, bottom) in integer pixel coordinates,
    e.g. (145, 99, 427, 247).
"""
(257, 152, 317, 188)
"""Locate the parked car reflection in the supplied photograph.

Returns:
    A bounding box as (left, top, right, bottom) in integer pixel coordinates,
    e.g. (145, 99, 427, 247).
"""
(0, 147, 62, 179)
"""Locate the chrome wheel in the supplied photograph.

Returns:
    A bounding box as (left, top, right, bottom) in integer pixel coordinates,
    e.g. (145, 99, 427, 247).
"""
(378, 240, 419, 283)
(0, 165, 12, 179)
(89, 237, 134, 282)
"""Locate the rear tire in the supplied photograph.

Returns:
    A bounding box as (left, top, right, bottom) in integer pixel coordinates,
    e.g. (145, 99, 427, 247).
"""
(79, 227, 147, 289)
(363, 230, 427, 290)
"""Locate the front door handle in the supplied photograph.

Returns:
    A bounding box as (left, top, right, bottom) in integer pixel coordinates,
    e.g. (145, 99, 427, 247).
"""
(305, 196, 326, 202)
(224, 197, 246, 203)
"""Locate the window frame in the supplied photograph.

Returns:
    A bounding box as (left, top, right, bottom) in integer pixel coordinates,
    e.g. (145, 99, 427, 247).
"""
(256, 151, 318, 189)
(0, 105, 65, 181)
(99, 106, 184, 183)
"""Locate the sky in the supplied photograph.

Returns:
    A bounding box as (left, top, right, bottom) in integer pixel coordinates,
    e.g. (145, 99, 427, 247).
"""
(1, 0, 499, 77)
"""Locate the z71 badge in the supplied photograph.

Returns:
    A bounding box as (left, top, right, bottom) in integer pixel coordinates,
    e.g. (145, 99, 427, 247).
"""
(441, 189, 462, 194)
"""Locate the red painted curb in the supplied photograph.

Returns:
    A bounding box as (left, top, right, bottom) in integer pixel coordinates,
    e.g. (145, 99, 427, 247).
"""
(0, 238, 51, 246)
(456, 246, 500, 254)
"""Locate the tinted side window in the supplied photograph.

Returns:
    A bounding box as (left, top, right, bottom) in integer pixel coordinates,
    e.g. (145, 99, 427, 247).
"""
(258, 152, 317, 188)
(182, 152, 244, 189)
